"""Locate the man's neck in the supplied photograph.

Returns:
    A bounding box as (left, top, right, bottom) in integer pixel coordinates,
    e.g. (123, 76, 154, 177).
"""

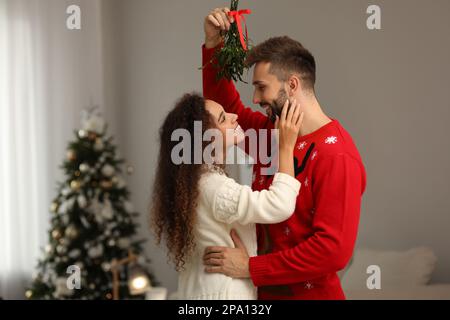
(297, 95, 332, 137)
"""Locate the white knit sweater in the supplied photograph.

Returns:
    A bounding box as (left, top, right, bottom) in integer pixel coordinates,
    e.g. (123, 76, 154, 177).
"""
(177, 171, 301, 300)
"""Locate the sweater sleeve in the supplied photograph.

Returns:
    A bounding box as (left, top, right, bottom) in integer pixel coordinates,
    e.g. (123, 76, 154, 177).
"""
(202, 172, 301, 225)
(249, 153, 363, 286)
(202, 44, 269, 133)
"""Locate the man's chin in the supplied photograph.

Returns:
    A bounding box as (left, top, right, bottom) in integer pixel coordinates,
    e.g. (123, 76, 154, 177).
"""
(263, 109, 275, 123)
(267, 109, 277, 123)
(260, 104, 277, 123)
(269, 113, 276, 123)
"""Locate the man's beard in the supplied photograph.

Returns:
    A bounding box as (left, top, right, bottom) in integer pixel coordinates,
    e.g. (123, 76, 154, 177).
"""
(262, 87, 289, 123)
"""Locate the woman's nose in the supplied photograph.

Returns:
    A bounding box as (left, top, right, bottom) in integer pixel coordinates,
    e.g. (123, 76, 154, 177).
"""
(231, 114, 238, 123)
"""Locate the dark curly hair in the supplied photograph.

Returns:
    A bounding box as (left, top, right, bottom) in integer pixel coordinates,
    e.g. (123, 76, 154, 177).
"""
(150, 93, 222, 271)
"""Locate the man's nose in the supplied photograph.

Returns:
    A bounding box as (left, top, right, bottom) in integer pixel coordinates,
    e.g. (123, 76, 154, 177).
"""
(253, 92, 260, 105)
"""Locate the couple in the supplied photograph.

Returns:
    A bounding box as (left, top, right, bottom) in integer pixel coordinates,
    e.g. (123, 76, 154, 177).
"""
(150, 7, 366, 300)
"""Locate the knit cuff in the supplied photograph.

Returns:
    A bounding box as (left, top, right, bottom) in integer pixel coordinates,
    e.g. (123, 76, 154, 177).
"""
(249, 255, 270, 287)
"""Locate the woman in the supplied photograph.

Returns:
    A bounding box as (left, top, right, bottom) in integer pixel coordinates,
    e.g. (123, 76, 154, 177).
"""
(150, 93, 304, 299)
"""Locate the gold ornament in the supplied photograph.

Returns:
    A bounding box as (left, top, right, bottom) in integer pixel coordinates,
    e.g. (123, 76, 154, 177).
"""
(65, 225, 79, 239)
(111, 176, 118, 184)
(74, 171, 81, 177)
(25, 290, 33, 299)
(100, 180, 113, 189)
(50, 202, 58, 213)
(67, 149, 76, 161)
(52, 229, 62, 240)
(70, 180, 82, 191)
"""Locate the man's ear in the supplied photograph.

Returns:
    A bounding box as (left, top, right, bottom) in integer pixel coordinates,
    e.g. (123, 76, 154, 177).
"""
(288, 75, 301, 96)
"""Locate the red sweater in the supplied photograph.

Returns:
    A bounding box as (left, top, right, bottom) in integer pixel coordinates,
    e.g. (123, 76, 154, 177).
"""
(202, 45, 366, 300)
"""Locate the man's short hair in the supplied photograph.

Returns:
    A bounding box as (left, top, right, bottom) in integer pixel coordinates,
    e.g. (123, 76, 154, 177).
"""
(246, 36, 316, 91)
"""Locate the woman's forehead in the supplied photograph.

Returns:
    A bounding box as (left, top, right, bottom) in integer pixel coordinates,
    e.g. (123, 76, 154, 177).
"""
(205, 100, 223, 116)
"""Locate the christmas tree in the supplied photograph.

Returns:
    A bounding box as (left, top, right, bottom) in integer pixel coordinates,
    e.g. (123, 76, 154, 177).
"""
(26, 109, 157, 300)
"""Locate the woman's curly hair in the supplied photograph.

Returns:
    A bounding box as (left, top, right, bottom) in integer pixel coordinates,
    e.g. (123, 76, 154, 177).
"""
(150, 93, 220, 271)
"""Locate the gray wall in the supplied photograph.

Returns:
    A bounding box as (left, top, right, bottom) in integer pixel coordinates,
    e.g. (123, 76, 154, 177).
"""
(102, 0, 450, 293)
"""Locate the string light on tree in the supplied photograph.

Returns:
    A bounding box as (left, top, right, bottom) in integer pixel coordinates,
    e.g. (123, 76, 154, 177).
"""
(25, 290, 33, 299)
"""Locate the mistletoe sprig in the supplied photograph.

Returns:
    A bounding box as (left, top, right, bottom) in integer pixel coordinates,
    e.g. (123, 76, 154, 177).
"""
(203, 0, 252, 83)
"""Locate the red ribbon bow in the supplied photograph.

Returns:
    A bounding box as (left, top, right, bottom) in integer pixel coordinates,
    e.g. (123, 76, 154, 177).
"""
(228, 9, 252, 51)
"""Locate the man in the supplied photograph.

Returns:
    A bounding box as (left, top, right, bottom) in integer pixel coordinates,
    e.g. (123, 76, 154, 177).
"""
(202, 7, 366, 300)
